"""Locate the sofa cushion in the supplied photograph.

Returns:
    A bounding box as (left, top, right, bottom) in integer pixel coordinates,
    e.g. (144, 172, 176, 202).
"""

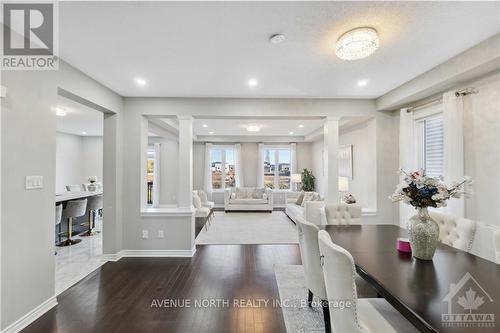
(253, 188, 264, 199)
(231, 198, 268, 205)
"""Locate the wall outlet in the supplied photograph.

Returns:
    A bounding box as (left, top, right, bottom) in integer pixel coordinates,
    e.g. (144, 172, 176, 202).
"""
(25, 176, 43, 190)
(142, 230, 149, 239)
(158, 230, 164, 238)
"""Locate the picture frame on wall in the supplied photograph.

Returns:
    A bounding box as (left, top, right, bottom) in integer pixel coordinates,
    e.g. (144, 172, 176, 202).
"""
(339, 144, 353, 180)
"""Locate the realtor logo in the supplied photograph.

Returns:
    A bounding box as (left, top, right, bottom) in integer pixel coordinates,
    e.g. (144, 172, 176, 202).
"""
(1, 1, 58, 69)
(442, 272, 495, 329)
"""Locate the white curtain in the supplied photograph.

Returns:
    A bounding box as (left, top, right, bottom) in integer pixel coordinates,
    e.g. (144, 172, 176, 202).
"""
(153, 142, 161, 207)
(399, 108, 417, 226)
(257, 143, 265, 188)
(443, 91, 465, 217)
(203, 143, 213, 196)
(290, 143, 297, 175)
(234, 143, 243, 187)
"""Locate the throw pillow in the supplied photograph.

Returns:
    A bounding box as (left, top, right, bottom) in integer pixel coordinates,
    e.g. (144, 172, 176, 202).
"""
(230, 193, 236, 199)
(301, 192, 314, 207)
(262, 193, 268, 200)
(295, 191, 305, 206)
(236, 188, 246, 199)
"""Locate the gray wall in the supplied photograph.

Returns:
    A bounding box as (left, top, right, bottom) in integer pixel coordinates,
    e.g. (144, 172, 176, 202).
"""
(1, 59, 124, 330)
(56, 133, 103, 193)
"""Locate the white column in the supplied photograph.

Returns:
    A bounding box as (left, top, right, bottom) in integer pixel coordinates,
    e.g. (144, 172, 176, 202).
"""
(177, 115, 193, 208)
(324, 117, 339, 204)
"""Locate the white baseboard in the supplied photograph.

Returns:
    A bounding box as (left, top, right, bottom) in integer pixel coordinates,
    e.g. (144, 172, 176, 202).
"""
(2, 296, 57, 333)
(102, 247, 196, 261)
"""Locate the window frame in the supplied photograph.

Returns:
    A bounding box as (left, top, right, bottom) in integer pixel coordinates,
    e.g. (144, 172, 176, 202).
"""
(263, 145, 292, 191)
(210, 145, 236, 191)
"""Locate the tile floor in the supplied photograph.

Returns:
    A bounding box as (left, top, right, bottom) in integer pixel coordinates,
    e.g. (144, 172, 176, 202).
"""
(55, 218, 105, 295)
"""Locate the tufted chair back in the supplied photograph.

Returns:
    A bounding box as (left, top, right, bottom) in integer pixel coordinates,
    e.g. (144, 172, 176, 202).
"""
(296, 217, 327, 300)
(324, 204, 362, 225)
(429, 212, 476, 252)
(494, 229, 500, 265)
(318, 230, 363, 333)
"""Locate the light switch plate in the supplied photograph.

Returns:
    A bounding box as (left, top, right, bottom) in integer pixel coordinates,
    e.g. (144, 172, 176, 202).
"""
(158, 230, 164, 238)
(25, 176, 43, 190)
(142, 230, 149, 239)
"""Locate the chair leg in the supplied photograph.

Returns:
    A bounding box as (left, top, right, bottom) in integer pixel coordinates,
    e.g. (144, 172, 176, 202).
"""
(57, 217, 82, 246)
(322, 300, 331, 333)
(308, 289, 313, 307)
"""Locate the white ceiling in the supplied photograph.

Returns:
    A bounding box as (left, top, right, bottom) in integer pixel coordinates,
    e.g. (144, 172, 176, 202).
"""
(58, 1, 499, 98)
(193, 118, 324, 137)
(56, 96, 103, 136)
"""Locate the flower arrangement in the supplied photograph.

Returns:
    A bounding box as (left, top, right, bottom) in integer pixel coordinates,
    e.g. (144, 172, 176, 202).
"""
(88, 176, 98, 184)
(389, 169, 472, 208)
(344, 193, 356, 204)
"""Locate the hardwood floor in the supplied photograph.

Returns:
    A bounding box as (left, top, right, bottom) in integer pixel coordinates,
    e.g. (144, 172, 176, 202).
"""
(23, 244, 301, 333)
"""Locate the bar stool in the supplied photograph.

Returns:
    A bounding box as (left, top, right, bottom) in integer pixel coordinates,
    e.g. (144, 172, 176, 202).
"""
(55, 204, 62, 253)
(58, 199, 87, 246)
(81, 195, 103, 237)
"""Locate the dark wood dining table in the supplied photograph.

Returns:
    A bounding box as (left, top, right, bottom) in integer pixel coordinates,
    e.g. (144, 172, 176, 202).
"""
(320, 224, 500, 333)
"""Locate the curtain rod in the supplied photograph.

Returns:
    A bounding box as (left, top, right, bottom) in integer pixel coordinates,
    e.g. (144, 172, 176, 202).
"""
(407, 87, 478, 112)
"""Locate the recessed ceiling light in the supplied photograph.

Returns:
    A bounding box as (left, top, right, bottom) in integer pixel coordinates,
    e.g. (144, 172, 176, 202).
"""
(269, 34, 286, 44)
(135, 78, 147, 86)
(246, 125, 261, 132)
(209, 131, 214, 135)
(202, 124, 208, 128)
(298, 124, 304, 128)
(82, 131, 87, 135)
(55, 107, 67, 117)
(248, 79, 258, 87)
(289, 131, 294, 135)
(336, 27, 379, 61)
(357, 79, 369, 87)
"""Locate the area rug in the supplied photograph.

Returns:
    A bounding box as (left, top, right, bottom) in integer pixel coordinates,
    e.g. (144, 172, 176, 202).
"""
(195, 211, 298, 244)
(274, 265, 417, 333)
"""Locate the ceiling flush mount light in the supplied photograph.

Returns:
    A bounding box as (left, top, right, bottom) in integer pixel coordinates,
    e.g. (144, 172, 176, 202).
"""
(55, 107, 67, 117)
(336, 27, 379, 61)
(298, 124, 304, 128)
(289, 131, 294, 135)
(248, 78, 258, 87)
(135, 78, 147, 86)
(357, 79, 369, 87)
(269, 34, 285, 44)
(209, 131, 214, 135)
(202, 124, 208, 128)
(246, 125, 261, 132)
(82, 131, 87, 135)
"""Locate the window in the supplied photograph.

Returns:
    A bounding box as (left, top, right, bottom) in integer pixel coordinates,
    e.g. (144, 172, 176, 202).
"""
(416, 113, 444, 178)
(263, 148, 291, 189)
(211, 148, 236, 190)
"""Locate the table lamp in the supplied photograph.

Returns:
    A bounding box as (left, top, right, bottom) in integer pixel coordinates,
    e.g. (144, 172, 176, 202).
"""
(291, 173, 302, 192)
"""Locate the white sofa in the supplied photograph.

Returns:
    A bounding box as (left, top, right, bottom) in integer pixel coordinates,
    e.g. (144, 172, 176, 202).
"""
(285, 191, 324, 224)
(224, 187, 273, 212)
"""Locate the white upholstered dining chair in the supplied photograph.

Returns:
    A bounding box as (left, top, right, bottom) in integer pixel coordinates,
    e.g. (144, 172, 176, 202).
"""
(296, 217, 331, 332)
(429, 212, 476, 252)
(494, 229, 500, 265)
(324, 203, 362, 225)
(317, 230, 419, 333)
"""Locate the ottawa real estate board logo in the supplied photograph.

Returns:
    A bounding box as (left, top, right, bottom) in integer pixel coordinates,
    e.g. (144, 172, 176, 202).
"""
(1, 1, 58, 70)
(442, 272, 495, 329)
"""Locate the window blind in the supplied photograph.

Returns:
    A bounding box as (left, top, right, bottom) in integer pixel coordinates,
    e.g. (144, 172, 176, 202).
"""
(424, 115, 444, 178)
